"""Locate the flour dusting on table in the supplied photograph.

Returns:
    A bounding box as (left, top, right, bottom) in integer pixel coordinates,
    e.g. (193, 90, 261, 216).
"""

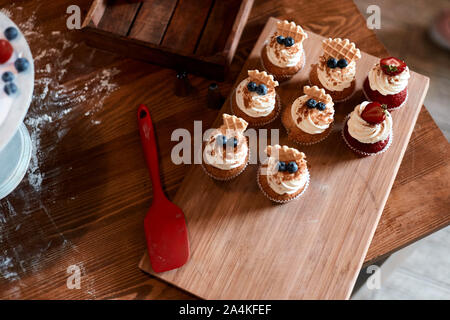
(11, 9, 120, 192)
(0, 5, 120, 292)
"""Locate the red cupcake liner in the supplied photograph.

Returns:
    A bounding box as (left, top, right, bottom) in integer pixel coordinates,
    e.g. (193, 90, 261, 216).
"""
(363, 77, 408, 111)
(341, 115, 393, 156)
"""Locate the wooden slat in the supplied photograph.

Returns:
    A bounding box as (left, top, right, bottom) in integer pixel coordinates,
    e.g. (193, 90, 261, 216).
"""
(81, 0, 107, 28)
(97, 0, 142, 36)
(221, 0, 254, 64)
(161, 0, 214, 54)
(139, 18, 430, 300)
(128, 0, 178, 44)
(82, 0, 253, 79)
(82, 27, 227, 80)
(195, 0, 243, 56)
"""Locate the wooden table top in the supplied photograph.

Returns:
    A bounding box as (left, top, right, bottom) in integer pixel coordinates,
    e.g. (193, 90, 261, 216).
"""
(0, 0, 448, 299)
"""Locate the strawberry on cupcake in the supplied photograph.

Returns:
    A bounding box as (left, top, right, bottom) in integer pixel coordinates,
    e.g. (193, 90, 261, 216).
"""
(342, 101, 393, 156)
(363, 57, 410, 111)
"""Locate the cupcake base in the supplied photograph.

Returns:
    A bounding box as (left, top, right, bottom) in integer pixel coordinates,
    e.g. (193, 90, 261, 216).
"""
(202, 151, 249, 181)
(281, 104, 333, 145)
(363, 77, 408, 111)
(231, 89, 281, 127)
(342, 117, 393, 156)
(257, 167, 309, 203)
(309, 64, 356, 102)
(261, 44, 306, 82)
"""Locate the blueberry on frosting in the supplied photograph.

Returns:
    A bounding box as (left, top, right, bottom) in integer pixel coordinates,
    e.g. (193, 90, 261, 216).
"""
(256, 84, 267, 95)
(2, 71, 14, 82)
(247, 81, 257, 92)
(216, 135, 227, 146)
(306, 98, 317, 108)
(337, 58, 348, 68)
(327, 57, 337, 68)
(283, 36, 295, 47)
(316, 102, 326, 111)
(276, 35, 285, 44)
(4, 27, 18, 41)
(287, 161, 298, 173)
(227, 137, 238, 148)
(15, 57, 29, 72)
(277, 161, 286, 172)
(4, 82, 18, 95)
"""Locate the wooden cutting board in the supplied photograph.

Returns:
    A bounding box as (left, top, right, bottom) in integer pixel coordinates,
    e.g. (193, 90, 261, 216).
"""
(139, 17, 429, 299)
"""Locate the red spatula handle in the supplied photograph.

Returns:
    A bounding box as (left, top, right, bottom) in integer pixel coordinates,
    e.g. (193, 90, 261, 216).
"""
(138, 104, 165, 200)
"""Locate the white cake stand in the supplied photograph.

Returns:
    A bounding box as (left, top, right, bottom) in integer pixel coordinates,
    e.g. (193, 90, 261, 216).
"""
(0, 124, 32, 198)
(0, 13, 35, 199)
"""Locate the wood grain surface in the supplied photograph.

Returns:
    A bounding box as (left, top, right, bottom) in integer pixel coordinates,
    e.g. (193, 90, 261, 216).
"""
(138, 18, 430, 299)
(128, 0, 177, 44)
(0, 0, 448, 299)
(81, 0, 253, 80)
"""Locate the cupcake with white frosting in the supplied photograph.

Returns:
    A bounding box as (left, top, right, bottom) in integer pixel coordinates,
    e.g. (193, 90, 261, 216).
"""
(202, 113, 249, 180)
(257, 145, 309, 203)
(309, 38, 361, 102)
(363, 57, 410, 110)
(342, 101, 393, 156)
(0, 16, 33, 128)
(282, 85, 334, 145)
(261, 20, 308, 81)
(231, 69, 280, 127)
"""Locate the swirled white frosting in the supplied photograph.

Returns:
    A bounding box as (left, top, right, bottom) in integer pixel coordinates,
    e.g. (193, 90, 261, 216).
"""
(347, 101, 392, 144)
(368, 64, 410, 96)
(317, 59, 356, 91)
(203, 129, 248, 170)
(266, 157, 308, 195)
(290, 95, 334, 134)
(266, 34, 304, 68)
(236, 78, 276, 117)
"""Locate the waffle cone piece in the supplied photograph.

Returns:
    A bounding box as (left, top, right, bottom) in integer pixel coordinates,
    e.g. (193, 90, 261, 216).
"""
(322, 38, 361, 62)
(276, 20, 308, 43)
(220, 113, 248, 134)
(248, 70, 279, 88)
(265, 144, 305, 162)
(303, 85, 333, 105)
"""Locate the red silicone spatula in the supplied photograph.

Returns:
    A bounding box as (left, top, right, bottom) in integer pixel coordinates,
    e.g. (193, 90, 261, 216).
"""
(137, 104, 189, 273)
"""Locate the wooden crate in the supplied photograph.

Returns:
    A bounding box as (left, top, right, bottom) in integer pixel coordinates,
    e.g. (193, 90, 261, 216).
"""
(139, 17, 430, 299)
(81, 0, 254, 80)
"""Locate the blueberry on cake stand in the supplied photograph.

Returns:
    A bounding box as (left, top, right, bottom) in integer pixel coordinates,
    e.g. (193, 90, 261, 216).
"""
(0, 13, 34, 199)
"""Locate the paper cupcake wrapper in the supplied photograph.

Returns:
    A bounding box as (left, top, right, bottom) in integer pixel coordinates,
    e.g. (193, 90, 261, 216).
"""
(307, 79, 355, 103)
(201, 150, 250, 181)
(256, 167, 310, 204)
(362, 86, 409, 111)
(230, 90, 282, 127)
(285, 121, 334, 146)
(333, 87, 356, 103)
(341, 115, 393, 156)
(260, 45, 306, 81)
